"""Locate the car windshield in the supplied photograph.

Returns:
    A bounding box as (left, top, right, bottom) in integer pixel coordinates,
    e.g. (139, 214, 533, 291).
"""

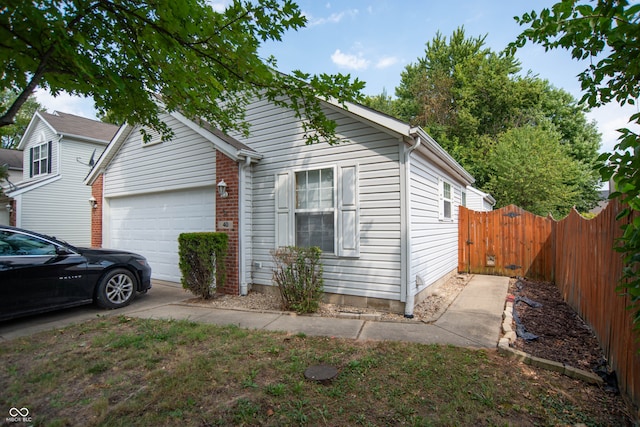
(0, 231, 57, 256)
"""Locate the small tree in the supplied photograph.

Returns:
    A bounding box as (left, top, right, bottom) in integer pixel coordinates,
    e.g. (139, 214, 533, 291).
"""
(178, 232, 228, 299)
(271, 246, 324, 314)
(485, 125, 581, 217)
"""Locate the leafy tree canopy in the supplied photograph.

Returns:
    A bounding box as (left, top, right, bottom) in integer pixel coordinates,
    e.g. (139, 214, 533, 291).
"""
(0, 0, 364, 144)
(510, 0, 640, 328)
(485, 125, 580, 217)
(0, 89, 41, 149)
(363, 26, 602, 213)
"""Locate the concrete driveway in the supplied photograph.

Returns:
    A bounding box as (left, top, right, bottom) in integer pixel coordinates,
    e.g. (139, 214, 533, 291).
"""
(0, 281, 189, 342)
(0, 276, 510, 348)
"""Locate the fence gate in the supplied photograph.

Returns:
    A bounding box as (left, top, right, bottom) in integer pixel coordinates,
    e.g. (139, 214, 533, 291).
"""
(458, 205, 554, 281)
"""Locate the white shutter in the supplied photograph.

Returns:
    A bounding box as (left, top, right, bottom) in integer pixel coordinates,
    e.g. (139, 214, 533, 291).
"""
(338, 164, 359, 257)
(275, 171, 293, 247)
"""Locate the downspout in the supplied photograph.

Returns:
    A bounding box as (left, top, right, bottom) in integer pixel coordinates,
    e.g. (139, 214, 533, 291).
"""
(403, 135, 422, 318)
(238, 156, 251, 295)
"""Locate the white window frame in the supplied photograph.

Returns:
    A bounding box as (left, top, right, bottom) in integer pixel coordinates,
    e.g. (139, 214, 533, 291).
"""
(275, 163, 359, 258)
(439, 178, 454, 221)
(31, 141, 49, 177)
(294, 167, 337, 253)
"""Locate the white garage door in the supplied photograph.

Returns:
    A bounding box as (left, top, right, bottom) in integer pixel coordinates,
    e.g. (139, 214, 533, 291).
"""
(108, 188, 216, 282)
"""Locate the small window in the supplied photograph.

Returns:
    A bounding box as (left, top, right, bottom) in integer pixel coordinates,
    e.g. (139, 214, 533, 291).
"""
(295, 168, 335, 252)
(440, 179, 453, 220)
(462, 190, 467, 207)
(30, 142, 50, 177)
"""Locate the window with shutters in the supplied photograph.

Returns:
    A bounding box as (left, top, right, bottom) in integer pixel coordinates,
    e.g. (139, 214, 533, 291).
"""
(295, 168, 335, 252)
(30, 142, 50, 177)
(276, 164, 359, 257)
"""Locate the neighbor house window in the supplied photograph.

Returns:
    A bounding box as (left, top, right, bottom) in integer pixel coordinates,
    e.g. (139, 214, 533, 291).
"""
(30, 141, 51, 177)
(440, 179, 453, 220)
(461, 190, 467, 207)
(295, 168, 335, 252)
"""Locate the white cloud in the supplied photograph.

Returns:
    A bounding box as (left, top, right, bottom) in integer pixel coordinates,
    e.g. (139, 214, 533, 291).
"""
(375, 56, 398, 69)
(34, 88, 97, 119)
(586, 102, 640, 153)
(331, 49, 370, 70)
(307, 9, 359, 26)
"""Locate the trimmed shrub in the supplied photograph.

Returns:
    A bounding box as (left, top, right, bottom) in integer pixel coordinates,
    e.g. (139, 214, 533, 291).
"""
(271, 246, 324, 313)
(178, 232, 228, 299)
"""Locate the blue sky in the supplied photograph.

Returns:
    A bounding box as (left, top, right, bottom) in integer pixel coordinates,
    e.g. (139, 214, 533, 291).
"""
(35, 0, 639, 153)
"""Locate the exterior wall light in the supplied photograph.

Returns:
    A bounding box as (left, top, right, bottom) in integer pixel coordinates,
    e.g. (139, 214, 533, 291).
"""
(89, 196, 98, 209)
(5, 203, 11, 213)
(217, 179, 228, 198)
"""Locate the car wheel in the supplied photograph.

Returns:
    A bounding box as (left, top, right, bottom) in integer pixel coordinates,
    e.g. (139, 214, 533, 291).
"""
(96, 268, 137, 309)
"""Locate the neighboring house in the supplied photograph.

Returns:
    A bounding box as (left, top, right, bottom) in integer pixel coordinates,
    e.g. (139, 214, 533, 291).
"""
(6, 111, 119, 246)
(86, 99, 483, 316)
(0, 148, 23, 225)
(465, 186, 496, 212)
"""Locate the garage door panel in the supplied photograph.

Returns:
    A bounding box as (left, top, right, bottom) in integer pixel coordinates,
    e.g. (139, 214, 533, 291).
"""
(108, 188, 215, 282)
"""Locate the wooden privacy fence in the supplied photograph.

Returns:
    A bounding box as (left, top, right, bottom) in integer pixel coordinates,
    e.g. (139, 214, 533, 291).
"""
(459, 201, 640, 414)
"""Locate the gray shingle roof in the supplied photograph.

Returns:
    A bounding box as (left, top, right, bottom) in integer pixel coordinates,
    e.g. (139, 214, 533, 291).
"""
(40, 111, 119, 142)
(0, 148, 23, 170)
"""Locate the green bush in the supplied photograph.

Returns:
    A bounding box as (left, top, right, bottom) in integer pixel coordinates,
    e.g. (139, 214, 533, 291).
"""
(178, 232, 228, 299)
(271, 246, 324, 313)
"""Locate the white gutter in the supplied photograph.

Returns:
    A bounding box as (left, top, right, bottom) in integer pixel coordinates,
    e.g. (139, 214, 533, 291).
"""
(403, 136, 422, 318)
(238, 155, 251, 295)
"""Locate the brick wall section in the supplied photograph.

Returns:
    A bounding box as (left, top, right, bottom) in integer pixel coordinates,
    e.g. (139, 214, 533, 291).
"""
(91, 174, 103, 248)
(216, 151, 240, 295)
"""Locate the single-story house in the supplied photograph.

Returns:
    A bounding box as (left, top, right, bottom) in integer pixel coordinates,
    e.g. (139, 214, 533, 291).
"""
(85, 98, 489, 316)
(0, 148, 23, 225)
(7, 111, 119, 246)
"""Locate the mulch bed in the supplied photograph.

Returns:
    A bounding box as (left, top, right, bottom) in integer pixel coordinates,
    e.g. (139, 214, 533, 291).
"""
(509, 277, 609, 376)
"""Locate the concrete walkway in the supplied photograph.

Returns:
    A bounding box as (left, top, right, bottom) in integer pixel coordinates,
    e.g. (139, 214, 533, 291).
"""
(0, 275, 510, 348)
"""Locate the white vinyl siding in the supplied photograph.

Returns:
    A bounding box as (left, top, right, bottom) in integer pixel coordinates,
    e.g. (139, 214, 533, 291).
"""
(236, 99, 401, 301)
(22, 121, 58, 181)
(410, 153, 463, 294)
(466, 186, 495, 212)
(18, 139, 105, 246)
(103, 113, 217, 197)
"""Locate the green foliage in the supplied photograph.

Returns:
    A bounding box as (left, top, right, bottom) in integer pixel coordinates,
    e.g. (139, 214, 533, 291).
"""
(512, 0, 640, 330)
(271, 246, 324, 313)
(0, 164, 7, 197)
(178, 232, 228, 299)
(485, 125, 580, 217)
(364, 26, 602, 213)
(0, 0, 364, 145)
(0, 89, 41, 148)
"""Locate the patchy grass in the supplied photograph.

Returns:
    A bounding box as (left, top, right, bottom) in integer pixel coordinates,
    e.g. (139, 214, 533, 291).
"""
(0, 316, 631, 426)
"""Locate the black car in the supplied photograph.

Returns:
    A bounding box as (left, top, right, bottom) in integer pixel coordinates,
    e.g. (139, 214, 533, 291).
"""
(0, 226, 152, 321)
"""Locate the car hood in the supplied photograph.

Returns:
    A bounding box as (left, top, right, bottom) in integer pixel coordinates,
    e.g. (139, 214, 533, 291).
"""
(77, 247, 146, 258)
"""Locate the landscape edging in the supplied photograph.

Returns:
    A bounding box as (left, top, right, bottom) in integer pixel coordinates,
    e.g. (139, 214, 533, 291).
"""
(497, 300, 604, 386)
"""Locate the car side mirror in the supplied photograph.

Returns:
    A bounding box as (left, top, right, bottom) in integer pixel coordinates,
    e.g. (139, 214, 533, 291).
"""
(55, 246, 74, 256)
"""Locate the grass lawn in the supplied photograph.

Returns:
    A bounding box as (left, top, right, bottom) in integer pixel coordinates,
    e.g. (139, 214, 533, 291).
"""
(0, 316, 631, 426)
